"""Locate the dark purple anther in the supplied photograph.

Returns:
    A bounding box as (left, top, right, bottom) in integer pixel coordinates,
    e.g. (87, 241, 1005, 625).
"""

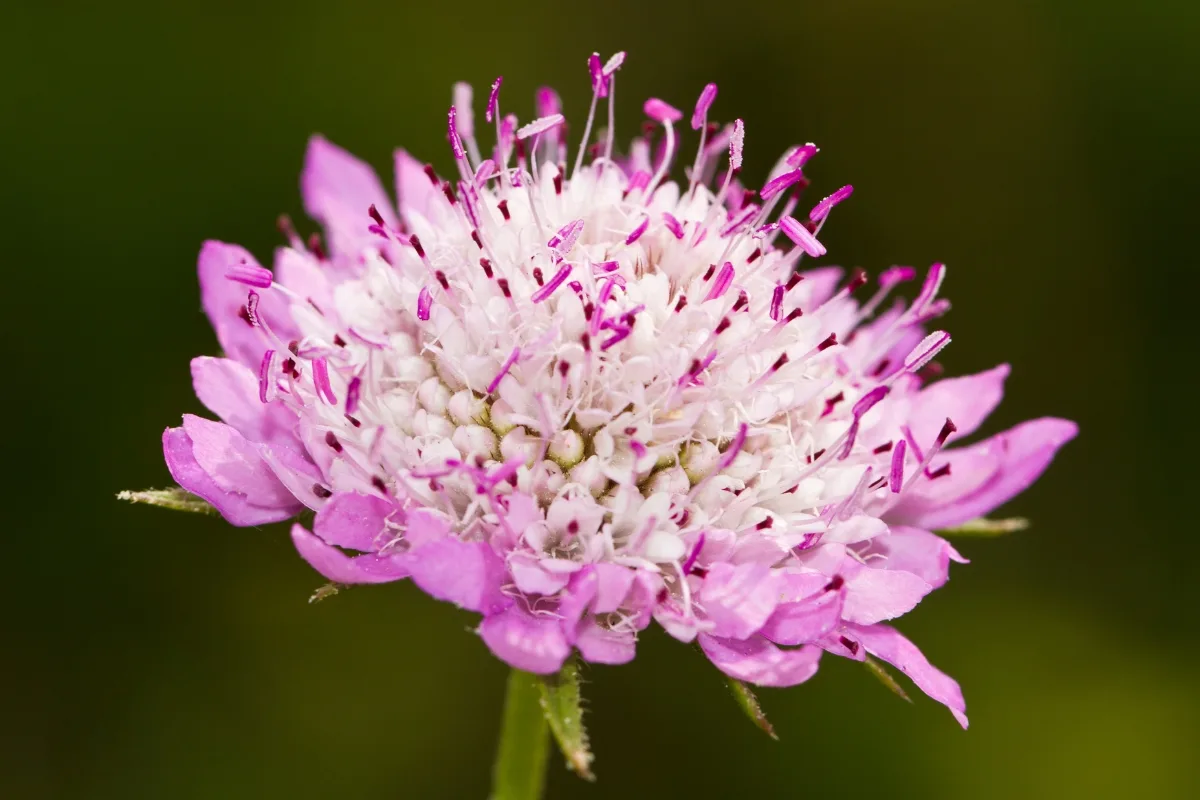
(345, 376, 361, 414)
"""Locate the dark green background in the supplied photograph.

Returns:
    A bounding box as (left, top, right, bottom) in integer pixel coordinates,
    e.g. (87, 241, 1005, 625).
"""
(4, 1, 1197, 797)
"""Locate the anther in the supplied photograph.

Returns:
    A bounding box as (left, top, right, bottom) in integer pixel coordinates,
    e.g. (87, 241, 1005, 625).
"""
(325, 431, 343, 453)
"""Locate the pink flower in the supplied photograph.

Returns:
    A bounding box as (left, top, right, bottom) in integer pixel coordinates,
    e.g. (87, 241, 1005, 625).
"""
(161, 51, 1075, 727)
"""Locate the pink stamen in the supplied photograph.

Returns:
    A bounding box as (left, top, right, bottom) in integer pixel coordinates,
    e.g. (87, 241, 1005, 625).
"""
(516, 114, 564, 140)
(312, 357, 337, 405)
(225, 262, 273, 288)
(345, 376, 361, 415)
(770, 284, 785, 321)
(486, 76, 502, 123)
(787, 144, 818, 168)
(810, 184, 854, 222)
(704, 262, 735, 302)
(258, 349, 275, 403)
(730, 119, 744, 169)
(643, 98, 682, 124)
(691, 83, 718, 130)
(780, 215, 827, 257)
(453, 82, 474, 139)
(903, 331, 951, 373)
(532, 264, 572, 303)
(447, 106, 465, 161)
(488, 348, 520, 393)
(625, 215, 650, 244)
(417, 286, 432, 321)
(760, 169, 805, 201)
(662, 212, 685, 239)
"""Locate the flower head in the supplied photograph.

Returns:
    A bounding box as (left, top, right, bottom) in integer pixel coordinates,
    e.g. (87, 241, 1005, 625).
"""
(162, 51, 1075, 727)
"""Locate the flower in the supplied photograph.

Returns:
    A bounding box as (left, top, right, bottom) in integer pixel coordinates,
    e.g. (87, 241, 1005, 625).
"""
(162, 51, 1075, 727)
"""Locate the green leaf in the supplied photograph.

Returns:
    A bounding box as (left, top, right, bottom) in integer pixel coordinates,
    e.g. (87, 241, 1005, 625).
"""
(117, 487, 218, 515)
(864, 655, 912, 702)
(727, 678, 778, 740)
(939, 516, 1029, 536)
(538, 660, 594, 781)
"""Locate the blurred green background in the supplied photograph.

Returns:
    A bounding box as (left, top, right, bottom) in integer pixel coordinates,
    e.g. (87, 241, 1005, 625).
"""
(4, 0, 1198, 797)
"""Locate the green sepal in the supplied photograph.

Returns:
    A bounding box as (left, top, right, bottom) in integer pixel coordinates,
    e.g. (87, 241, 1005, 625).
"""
(864, 655, 912, 702)
(939, 516, 1029, 536)
(117, 487, 218, 515)
(727, 678, 778, 740)
(538, 660, 594, 781)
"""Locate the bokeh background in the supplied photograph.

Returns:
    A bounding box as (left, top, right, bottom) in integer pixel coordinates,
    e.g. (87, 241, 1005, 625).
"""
(4, 0, 1198, 797)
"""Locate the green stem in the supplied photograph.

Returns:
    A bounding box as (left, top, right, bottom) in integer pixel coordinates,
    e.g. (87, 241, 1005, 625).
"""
(491, 669, 549, 800)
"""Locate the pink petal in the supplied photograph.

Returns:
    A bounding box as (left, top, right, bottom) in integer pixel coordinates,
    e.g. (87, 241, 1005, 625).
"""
(862, 527, 966, 590)
(190, 356, 298, 446)
(198, 240, 295, 368)
(846, 623, 968, 728)
(592, 562, 636, 614)
(510, 551, 572, 595)
(575, 620, 637, 665)
(407, 537, 511, 614)
(842, 567, 933, 626)
(908, 364, 1010, 445)
(289, 524, 409, 584)
(162, 427, 298, 526)
(698, 634, 824, 687)
(313, 491, 399, 552)
(395, 147, 438, 222)
(479, 606, 571, 674)
(181, 415, 295, 507)
(895, 417, 1077, 530)
(760, 572, 845, 645)
(699, 562, 785, 640)
(273, 247, 339, 318)
(258, 442, 327, 511)
(302, 135, 396, 259)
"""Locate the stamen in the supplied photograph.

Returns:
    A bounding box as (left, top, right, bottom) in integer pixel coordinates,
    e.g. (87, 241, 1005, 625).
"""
(345, 376, 361, 414)
(485, 76, 502, 123)
(810, 185, 854, 221)
(417, 286, 432, 321)
(225, 262, 273, 288)
(532, 264, 572, 303)
(903, 331, 951, 374)
(488, 348, 520, 393)
(312, 357, 337, 405)
(258, 349, 275, 404)
(516, 114, 565, 140)
(662, 213, 685, 239)
(625, 216, 650, 244)
(703, 262, 735, 302)
(780, 216, 826, 257)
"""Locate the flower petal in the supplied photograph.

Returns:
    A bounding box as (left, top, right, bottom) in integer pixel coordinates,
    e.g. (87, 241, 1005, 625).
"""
(395, 147, 439, 223)
(289, 524, 409, 584)
(479, 606, 571, 674)
(181, 415, 296, 508)
(313, 491, 400, 552)
(407, 536, 511, 614)
(699, 562, 785, 640)
(760, 573, 845, 645)
(575, 620, 637, 665)
(842, 567, 933, 626)
(190, 356, 298, 446)
(162, 427, 297, 526)
(845, 623, 968, 728)
(894, 417, 1077, 530)
(699, 634, 824, 687)
(908, 364, 1010, 445)
(198, 241, 296, 367)
(302, 135, 396, 260)
(861, 526, 966, 589)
